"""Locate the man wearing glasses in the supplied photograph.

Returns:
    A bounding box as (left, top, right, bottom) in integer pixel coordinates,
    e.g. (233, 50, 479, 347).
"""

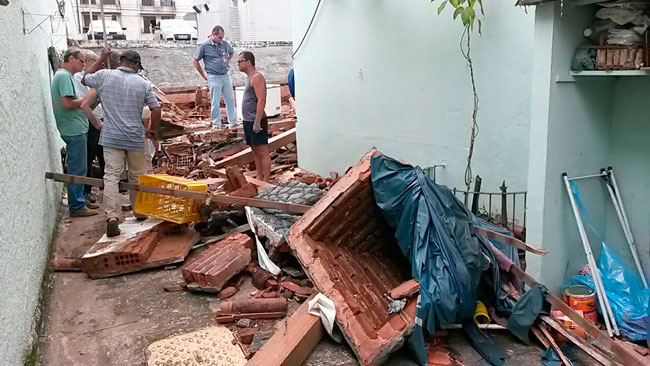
(51, 47, 102, 218)
(193, 25, 237, 129)
(237, 51, 270, 182)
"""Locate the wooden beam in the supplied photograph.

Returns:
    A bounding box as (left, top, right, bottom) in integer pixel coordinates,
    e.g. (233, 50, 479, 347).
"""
(510, 266, 646, 366)
(538, 322, 573, 366)
(212, 128, 296, 169)
(246, 298, 324, 366)
(236, 119, 296, 134)
(45, 172, 310, 214)
(540, 315, 622, 366)
(474, 226, 548, 255)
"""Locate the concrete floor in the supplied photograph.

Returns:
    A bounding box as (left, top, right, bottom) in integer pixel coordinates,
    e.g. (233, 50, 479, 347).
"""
(36, 192, 588, 366)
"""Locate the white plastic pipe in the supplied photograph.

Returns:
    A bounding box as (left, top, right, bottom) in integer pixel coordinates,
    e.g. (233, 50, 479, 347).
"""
(563, 174, 618, 337)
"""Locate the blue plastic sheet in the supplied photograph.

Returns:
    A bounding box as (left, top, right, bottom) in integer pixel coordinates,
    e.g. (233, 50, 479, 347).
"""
(568, 244, 650, 341)
(370, 154, 508, 365)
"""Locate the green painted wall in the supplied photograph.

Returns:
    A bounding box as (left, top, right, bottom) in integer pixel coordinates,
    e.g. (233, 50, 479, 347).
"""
(603, 77, 650, 283)
(291, 0, 535, 199)
(527, 3, 616, 290)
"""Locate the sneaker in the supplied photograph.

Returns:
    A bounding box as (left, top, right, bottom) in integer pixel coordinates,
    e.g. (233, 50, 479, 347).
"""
(86, 200, 100, 209)
(106, 219, 121, 237)
(70, 208, 99, 217)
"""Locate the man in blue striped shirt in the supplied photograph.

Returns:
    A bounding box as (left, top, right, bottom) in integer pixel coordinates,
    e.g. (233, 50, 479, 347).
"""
(83, 49, 161, 237)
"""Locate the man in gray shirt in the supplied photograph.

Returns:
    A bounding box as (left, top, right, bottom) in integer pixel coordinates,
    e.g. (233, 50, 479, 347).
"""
(193, 25, 237, 129)
(83, 49, 161, 237)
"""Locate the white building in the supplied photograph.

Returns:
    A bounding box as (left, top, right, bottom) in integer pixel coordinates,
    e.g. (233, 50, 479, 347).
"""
(73, 0, 195, 41)
(193, 0, 291, 42)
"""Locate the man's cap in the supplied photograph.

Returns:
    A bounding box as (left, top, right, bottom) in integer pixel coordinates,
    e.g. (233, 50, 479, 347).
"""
(120, 50, 144, 69)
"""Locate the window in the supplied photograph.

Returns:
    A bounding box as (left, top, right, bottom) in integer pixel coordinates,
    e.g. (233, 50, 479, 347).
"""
(160, 0, 173, 6)
(141, 0, 154, 6)
(143, 16, 156, 33)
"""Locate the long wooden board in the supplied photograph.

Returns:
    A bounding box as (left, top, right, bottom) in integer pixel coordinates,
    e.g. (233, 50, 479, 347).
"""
(246, 298, 324, 366)
(474, 226, 547, 255)
(212, 128, 296, 169)
(45, 172, 310, 214)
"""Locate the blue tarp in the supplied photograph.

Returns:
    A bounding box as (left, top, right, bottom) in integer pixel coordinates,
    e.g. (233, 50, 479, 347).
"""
(370, 154, 509, 365)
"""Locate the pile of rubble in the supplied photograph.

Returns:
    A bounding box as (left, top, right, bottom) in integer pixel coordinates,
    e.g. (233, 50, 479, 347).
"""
(49, 87, 650, 365)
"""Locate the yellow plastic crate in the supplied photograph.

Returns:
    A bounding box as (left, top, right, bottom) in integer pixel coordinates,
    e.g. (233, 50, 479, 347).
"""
(135, 174, 208, 224)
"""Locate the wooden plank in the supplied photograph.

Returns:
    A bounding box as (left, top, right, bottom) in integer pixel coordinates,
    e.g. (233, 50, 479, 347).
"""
(245, 176, 277, 189)
(538, 323, 573, 366)
(530, 324, 550, 349)
(236, 119, 296, 134)
(246, 298, 324, 366)
(474, 226, 548, 255)
(45, 172, 311, 214)
(510, 265, 646, 366)
(541, 315, 622, 366)
(212, 128, 296, 169)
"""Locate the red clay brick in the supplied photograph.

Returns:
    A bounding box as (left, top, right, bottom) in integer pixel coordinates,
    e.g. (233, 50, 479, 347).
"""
(289, 151, 416, 366)
(182, 233, 252, 290)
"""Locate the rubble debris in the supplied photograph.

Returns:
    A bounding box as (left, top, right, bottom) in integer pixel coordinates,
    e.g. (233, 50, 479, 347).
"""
(248, 329, 276, 357)
(237, 328, 259, 345)
(235, 319, 252, 328)
(511, 265, 648, 365)
(81, 219, 199, 279)
(217, 286, 239, 299)
(211, 128, 296, 169)
(163, 284, 187, 292)
(49, 257, 82, 272)
(389, 279, 420, 300)
(245, 261, 279, 290)
(216, 298, 288, 323)
(145, 326, 246, 366)
(247, 297, 324, 366)
(181, 233, 253, 291)
(289, 152, 417, 366)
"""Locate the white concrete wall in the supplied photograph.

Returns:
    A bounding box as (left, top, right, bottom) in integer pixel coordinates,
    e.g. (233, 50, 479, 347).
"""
(238, 0, 291, 42)
(291, 0, 534, 202)
(0, 1, 64, 364)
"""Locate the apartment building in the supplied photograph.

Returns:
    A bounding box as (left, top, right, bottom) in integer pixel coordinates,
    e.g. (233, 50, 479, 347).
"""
(74, 0, 194, 41)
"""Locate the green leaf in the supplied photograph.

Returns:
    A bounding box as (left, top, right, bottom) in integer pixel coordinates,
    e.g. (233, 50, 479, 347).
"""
(461, 8, 470, 26)
(437, 0, 448, 15)
(466, 6, 475, 18)
(477, 0, 485, 15)
(469, 0, 476, 7)
(453, 7, 463, 19)
(450, 0, 459, 8)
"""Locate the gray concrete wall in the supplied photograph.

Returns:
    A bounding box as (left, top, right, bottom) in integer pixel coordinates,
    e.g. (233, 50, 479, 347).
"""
(86, 44, 293, 88)
(0, 1, 64, 364)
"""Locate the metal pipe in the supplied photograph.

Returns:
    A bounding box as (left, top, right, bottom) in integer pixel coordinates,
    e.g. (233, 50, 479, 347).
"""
(605, 168, 648, 288)
(566, 173, 607, 181)
(562, 173, 616, 337)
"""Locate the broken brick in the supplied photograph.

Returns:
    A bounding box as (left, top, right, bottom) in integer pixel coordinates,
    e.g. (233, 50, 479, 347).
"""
(237, 328, 258, 345)
(217, 286, 239, 299)
(280, 281, 313, 297)
(81, 222, 199, 279)
(389, 279, 420, 299)
(288, 151, 416, 365)
(181, 233, 252, 291)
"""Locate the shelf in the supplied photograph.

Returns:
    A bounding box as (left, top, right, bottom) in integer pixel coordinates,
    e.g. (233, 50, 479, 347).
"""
(570, 70, 650, 77)
(556, 70, 650, 82)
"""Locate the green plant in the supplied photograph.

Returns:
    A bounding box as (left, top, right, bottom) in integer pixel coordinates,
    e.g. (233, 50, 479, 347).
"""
(433, 0, 484, 32)
(431, 0, 485, 192)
